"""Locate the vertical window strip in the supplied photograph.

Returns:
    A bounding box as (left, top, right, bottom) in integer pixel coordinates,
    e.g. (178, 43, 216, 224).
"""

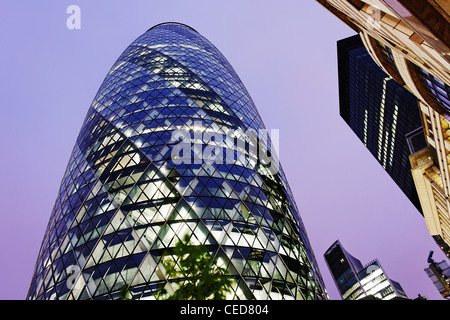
(383, 129, 389, 169)
(389, 105, 398, 167)
(364, 109, 368, 146)
(378, 77, 392, 161)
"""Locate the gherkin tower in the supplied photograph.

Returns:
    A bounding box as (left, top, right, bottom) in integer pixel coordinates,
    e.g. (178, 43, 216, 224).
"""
(27, 23, 327, 300)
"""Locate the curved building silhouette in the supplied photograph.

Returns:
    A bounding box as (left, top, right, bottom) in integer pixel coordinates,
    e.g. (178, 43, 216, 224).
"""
(27, 23, 327, 300)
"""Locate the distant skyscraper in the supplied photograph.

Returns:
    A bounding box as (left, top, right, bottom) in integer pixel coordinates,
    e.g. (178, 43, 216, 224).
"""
(316, 0, 450, 257)
(425, 251, 450, 299)
(26, 23, 327, 300)
(338, 34, 426, 214)
(324, 240, 408, 300)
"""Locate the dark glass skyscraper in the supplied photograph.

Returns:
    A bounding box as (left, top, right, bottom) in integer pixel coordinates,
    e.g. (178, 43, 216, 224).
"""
(27, 23, 327, 300)
(338, 35, 426, 215)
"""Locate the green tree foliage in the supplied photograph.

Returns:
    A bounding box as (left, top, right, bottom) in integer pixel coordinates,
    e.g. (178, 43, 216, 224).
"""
(116, 284, 134, 300)
(157, 235, 233, 300)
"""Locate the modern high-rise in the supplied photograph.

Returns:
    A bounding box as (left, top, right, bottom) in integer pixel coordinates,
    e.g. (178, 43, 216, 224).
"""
(338, 34, 426, 214)
(324, 240, 408, 300)
(26, 23, 327, 300)
(316, 0, 450, 258)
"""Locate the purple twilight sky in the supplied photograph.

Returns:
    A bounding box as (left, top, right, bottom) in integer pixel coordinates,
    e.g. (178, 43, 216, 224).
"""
(0, 1, 447, 300)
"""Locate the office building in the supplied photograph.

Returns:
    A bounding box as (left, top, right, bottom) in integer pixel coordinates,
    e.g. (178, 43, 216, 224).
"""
(26, 23, 327, 300)
(324, 240, 408, 300)
(316, 0, 450, 257)
(338, 34, 426, 214)
(425, 251, 450, 299)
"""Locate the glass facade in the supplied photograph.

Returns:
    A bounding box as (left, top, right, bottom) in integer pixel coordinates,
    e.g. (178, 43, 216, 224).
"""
(323, 240, 364, 299)
(324, 240, 408, 300)
(26, 23, 327, 300)
(338, 35, 426, 215)
(417, 68, 450, 113)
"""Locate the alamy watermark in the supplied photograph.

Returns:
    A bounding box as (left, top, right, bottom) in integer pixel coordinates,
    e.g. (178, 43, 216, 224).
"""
(66, 5, 81, 30)
(66, 264, 96, 292)
(170, 121, 280, 175)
